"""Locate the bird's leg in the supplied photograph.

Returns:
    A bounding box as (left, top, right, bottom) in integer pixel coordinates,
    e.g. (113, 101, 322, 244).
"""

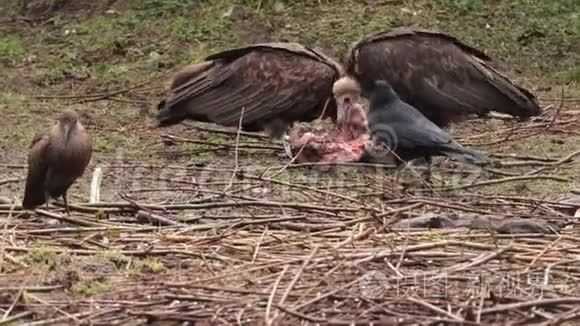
(282, 133, 293, 159)
(422, 156, 433, 184)
(62, 192, 70, 215)
(44, 191, 50, 210)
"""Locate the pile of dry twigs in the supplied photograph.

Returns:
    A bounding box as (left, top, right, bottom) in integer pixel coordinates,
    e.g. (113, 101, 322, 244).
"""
(1, 107, 580, 325)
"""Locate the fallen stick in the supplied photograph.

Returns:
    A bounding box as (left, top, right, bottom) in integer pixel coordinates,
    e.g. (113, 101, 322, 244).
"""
(0, 177, 24, 186)
(526, 149, 580, 176)
(135, 210, 187, 227)
(89, 166, 103, 204)
(162, 134, 282, 151)
(480, 297, 580, 315)
(425, 174, 571, 192)
(183, 122, 271, 140)
(35, 209, 103, 227)
(4, 200, 360, 213)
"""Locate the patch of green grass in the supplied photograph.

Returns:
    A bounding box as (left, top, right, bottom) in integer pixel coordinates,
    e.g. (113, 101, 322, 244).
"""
(0, 35, 25, 62)
(436, 0, 482, 13)
(133, 0, 205, 17)
(91, 62, 130, 80)
(563, 66, 580, 83)
(33, 60, 89, 86)
(72, 279, 113, 297)
(169, 16, 194, 42)
(24, 246, 59, 268)
(180, 4, 235, 49)
(422, 232, 446, 241)
(138, 258, 167, 273)
(72, 15, 137, 55)
(93, 136, 114, 152)
(98, 250, 131, 269)
(0, 92, 26, 107)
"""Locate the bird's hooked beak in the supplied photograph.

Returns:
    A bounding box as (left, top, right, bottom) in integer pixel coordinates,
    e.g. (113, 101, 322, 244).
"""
(336, 95, 354, 126)
(61, 121, 74, 143)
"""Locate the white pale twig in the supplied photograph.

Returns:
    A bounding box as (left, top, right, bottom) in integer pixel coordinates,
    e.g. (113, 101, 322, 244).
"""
(282, 134, 293, 159)
(89, 166, 103, 204)
(225, 107, 244, 192)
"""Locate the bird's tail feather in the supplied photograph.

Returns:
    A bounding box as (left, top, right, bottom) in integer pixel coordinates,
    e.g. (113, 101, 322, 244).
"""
(474, 59, 541, 118)
(22, 187, 47, 210)
(22, 166, 49, 209)
(443, 147, 491, 166)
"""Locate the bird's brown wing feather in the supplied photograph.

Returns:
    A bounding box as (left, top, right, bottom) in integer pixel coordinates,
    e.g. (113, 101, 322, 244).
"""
(205, 42, 343, 71)
(159, 44, 340, 130)
(347, 27, 491, 62)
(45, 124, 93, 198)
(346, 27, 540, 127)
(22, 133, 50, 209)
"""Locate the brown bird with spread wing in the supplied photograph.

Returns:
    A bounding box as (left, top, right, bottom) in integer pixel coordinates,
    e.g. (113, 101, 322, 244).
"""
(22, 110, 92, 214)
(157, 42, 344, 139)
(344, 27, 542, 128)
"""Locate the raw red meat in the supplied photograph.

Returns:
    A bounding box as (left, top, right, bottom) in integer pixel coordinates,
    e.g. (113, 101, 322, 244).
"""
(288, 124, 369, 164)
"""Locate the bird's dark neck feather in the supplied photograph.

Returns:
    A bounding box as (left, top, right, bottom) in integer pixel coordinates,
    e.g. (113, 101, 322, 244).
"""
(369, 88, 399, 111)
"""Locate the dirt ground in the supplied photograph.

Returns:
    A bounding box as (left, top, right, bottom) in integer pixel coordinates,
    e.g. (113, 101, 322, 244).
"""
(1, 0, 580, 324)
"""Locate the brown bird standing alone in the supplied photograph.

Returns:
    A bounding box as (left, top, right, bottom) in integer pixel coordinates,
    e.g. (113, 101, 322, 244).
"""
(22, 110, 93, 214)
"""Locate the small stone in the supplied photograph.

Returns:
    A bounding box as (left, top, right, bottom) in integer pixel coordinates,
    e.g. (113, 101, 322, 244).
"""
(496, 220, 559, 234)
(222, 5, 246, 21)
(273, 1, 285, 13)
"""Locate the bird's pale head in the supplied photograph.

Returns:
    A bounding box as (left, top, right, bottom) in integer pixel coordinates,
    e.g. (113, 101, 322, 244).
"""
(57, 109, 81, 126)
(333, 76, 361, 98)
(332, 77, 362, 128)
(56, 109, 83, 143)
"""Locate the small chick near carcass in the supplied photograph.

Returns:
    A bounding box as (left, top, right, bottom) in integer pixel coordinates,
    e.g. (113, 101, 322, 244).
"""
(287, 77, 371, 164)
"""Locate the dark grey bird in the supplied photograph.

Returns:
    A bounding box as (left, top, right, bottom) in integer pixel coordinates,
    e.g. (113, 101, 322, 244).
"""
(345, 27, 542, 128)
(22, 109, 93, 214)
(363, 80, 490, 180)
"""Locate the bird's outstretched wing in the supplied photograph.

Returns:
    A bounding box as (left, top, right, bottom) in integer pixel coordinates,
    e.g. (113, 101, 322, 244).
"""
(22, 133, 50, 209)
(344, 27, 541, 127)
(157, 43, 343, 134)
